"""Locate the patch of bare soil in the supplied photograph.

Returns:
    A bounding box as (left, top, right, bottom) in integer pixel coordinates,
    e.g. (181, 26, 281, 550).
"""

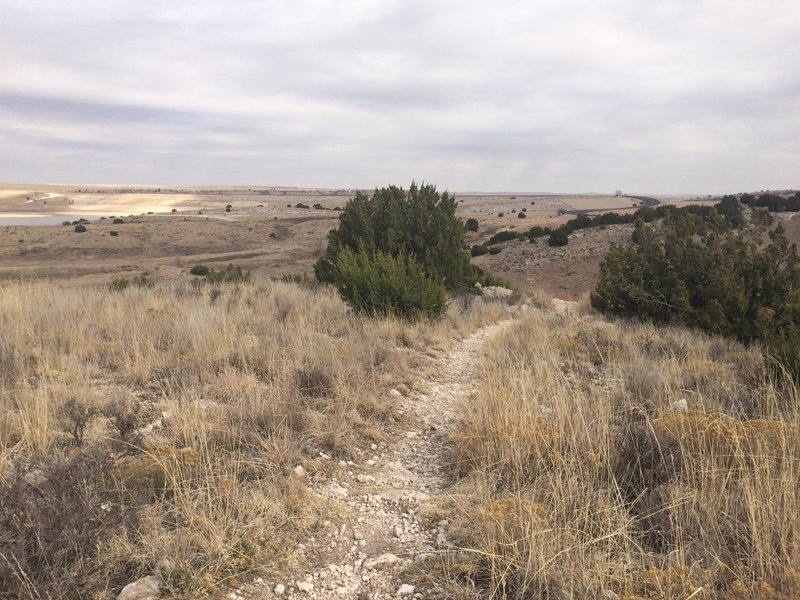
(473, 223, 634, 300)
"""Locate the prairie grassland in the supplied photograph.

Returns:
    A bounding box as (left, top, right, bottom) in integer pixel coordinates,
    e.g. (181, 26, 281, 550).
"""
(427, 310, 800, 599)
(0, 278, 508, 598)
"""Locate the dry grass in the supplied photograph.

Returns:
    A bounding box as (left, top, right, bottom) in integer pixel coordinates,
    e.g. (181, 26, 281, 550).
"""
(428, 310, 800, 599)
(0, 278, 509, 598)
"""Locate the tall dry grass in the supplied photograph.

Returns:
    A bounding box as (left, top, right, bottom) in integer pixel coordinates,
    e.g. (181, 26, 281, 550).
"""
(0, 278, 509, 598)
(430, 310, 800, 599)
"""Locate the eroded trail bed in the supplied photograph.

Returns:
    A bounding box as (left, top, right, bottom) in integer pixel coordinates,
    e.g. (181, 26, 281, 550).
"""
(242, 320, 512, 600)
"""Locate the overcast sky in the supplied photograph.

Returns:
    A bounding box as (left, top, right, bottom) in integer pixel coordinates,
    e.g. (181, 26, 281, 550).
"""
(1, 0, 798, 194)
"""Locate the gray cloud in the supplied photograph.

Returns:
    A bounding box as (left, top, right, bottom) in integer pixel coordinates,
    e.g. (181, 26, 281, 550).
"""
(0, 0, 798, 192)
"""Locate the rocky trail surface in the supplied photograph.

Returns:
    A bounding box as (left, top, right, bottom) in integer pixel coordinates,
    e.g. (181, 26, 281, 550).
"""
(235, 320, 513, 600)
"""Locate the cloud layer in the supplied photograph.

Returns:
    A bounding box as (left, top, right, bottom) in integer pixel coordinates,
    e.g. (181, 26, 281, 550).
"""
(1, 0, 798, 193)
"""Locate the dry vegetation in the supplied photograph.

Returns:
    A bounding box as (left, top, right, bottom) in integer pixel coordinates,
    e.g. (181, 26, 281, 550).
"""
(0, 277, 507, 598)
(420, 310, 800, 599)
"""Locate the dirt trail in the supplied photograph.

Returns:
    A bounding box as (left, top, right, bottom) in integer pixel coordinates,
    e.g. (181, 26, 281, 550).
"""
(246, 319, 513, 600)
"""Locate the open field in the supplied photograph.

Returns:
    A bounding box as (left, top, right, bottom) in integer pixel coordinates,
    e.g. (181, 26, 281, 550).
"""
(0, 184, 693, 296)
(2, 277, 799, 598)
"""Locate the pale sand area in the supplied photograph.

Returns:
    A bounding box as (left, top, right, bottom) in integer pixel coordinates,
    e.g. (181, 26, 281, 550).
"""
(67, 193, 195, 215)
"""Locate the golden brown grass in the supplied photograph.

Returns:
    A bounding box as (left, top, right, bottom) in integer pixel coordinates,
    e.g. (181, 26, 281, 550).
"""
(0, 278, 509, 598)
(428, 310, 800, 599)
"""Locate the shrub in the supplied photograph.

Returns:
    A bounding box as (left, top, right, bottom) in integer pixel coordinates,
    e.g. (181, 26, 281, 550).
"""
(314, 183, 479, 298)
(548, 228, 569, 246)
(189, 264, 211, 276)
(313, 203, 324, 210)
(517, 211, 527, 219)
(592, 214, 800, 378)
(0, 450, 140, 598)
(74, 224, 87, 233)
(333, 248, 447, 320)
(112, 218, 124, 224)
(60, 396, 98, 447)
(471, 244, 489, 257)
(465, 218, 479, 232)
(526, 225, 551, 240)
(109, 275, 153, 292)
(295, 203, 310, 209)
(109, 230, 118, 236)
(62, 220, 71, 226)
(488, 246, 502, 255)
(498, 212, 504, 217)
(204, 264, 251, 284)
(487, 230, 523, 245)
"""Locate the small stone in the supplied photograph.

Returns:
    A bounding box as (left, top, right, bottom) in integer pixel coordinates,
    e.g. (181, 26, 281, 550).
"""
(118, 575, 161, 600)
(671, 398, 688, 413)
(353, 531, 364, 540)
(364, 553, 402, 570)
(405, 431, 418, 439)
(388, 389, 403, 399)
(293, 465, 307, 478)
(297, 581, 314, 593)
(366, 459, 376, 466)
(370, 443, 378, 450)
(326, 482, 349, 498)
(396, 584, 415, 596)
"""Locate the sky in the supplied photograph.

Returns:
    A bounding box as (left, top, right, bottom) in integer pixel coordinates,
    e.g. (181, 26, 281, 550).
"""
(0, 0, 798, 194)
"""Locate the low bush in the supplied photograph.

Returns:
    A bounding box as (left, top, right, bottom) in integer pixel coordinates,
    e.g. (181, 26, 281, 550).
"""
(487, 230, 523, 245)
(109, 275, 153, 292)
(0, 450, 140, 598)
(204, 265, 251, 284)
(112, 218, 124, 225)
(333, 248, 446, 320)
(471, 244, 489, 257)
(190, 265, 211, 276)
(465, 218, 479, 232)
(74, 224, 87, 233)
(548, 228, 569, 246)
(592, 211, 800, 378)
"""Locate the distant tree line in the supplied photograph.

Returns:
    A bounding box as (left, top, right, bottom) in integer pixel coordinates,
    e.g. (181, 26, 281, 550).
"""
(737, 191, 800, 213)
(478, 192, 800, 254)
(478, 205, 677, 252)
